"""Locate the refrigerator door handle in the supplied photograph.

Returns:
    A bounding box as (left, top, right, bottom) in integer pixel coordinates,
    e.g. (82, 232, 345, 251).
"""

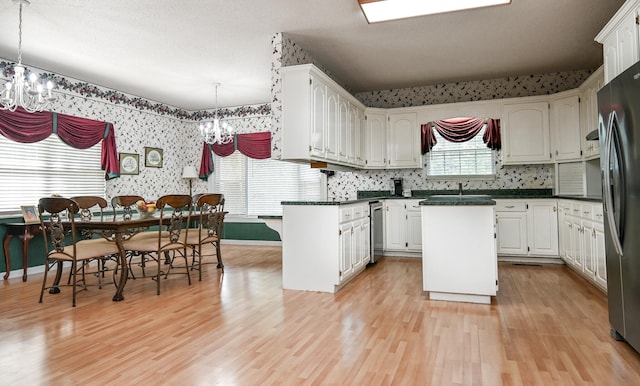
(603, 111, 624, 256)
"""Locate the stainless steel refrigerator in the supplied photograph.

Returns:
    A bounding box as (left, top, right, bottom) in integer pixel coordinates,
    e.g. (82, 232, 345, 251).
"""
(598, 60, 640, 353)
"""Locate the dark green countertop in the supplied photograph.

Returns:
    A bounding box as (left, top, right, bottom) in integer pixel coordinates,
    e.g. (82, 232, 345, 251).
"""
(419, 195, 496, 206)
(281, 189, 602, 206)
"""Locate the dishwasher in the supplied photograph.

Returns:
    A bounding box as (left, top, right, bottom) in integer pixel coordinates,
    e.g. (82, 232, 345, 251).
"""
(369, 201, 384, 264)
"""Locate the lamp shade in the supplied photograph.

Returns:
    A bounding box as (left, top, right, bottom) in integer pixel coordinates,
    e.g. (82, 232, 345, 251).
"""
(182, 165, 199, 179)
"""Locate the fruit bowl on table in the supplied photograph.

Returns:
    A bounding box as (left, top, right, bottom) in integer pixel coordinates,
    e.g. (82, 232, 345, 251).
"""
(135, 200, 157, 218)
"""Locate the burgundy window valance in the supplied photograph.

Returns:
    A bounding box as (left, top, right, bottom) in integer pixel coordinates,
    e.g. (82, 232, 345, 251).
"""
(421, 117, 501, 154)
(0, 107, 120, 179)
(199, 131, 272, 181)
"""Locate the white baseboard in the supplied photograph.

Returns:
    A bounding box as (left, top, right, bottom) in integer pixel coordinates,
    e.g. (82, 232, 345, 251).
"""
(498, 255, 564, 265)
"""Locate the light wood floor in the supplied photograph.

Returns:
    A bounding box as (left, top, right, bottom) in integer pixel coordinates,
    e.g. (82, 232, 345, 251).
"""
(2, 245, 640, 385)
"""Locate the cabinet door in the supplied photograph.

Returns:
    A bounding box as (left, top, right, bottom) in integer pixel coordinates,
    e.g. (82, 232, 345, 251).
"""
(502, 102, 551, 164)
(570, 217, 583, 270)
(594, 222, 607, 290)
(551, 95, 581, 161)
(338, 97, 350, 163)
(618, 11, 639, 77)
(406, 205, 422, 251)
(496, 212, 528, 255)
(310, 75, 327, 158)
(603, 33, 620, 84)
(387, 112, 420, 168)
(355, 108, 366, 167)
(339, 222, 353, 283)
(365, 112, 387, 168)
(384, 201, 407, 251)
(582, 219, 596, 279)
(361, 217, 371, 265)
(561, 216, 574, 264)
(527, 202, 559, 256)
(326, 87, 339, 161)
(352, 219, 364, 270)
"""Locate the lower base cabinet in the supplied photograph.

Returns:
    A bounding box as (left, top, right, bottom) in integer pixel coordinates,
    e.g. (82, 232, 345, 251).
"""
(558, 200, 606, 292)
(282, 202, 370, 293)
(384, 199, 422, 252)
(495, 199, 558, 257)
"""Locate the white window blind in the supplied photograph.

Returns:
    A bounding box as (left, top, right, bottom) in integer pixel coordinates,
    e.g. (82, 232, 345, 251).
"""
(0, 135, 105, 215)
(427, 125, 495, 177)
(213, 153, 323, 216)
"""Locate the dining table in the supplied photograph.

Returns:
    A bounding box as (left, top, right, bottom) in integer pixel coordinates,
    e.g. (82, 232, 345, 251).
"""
(53, 213, 174, 302)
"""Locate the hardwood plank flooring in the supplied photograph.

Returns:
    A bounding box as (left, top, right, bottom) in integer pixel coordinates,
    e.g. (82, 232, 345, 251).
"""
(2, 245, 640, 385)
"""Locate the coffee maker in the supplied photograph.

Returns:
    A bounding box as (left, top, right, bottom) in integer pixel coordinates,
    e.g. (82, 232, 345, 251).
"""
(393, 178, 403, 197)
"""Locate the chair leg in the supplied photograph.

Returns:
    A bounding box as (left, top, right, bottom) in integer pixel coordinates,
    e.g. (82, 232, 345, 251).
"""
(215, 242, 224, 270)
(71, 261, 77, 307)
(183, 247, 191, 286)
(39, 259, 51, 303)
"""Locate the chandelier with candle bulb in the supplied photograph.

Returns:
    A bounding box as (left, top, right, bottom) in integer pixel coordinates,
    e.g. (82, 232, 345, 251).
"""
(1, 0, 56, 113)
(199, 83, 234, 144)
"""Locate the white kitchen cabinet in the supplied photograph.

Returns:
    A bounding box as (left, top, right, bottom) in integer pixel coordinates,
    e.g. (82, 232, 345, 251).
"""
(353, 108, 366, 167)
(383, 199, 422, 252)
(494, 199, 558, 258)
(501, 101, 552, 165)
(281, 64, 365, 167)
(558, 200, 573, 264)
(550, 93, 581, 162)
(387, 112, 421, 168)
(364, 110, 387, 168)
(527, 200, 559, 256)
(496, 211, 528, 255)
(596, 2, 640, 84)
(559, 200, 606, 292)
(282, 202, 370, 293)
(580, 67, 604, 159)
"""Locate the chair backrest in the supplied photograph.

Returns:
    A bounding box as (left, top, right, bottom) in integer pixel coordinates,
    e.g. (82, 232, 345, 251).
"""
(156, 194, 193, 245)
(71, 196, 109, 221)
(38, 197, 80, 256)
(195, 194, 227, 240)
(111, 195, 145, 219)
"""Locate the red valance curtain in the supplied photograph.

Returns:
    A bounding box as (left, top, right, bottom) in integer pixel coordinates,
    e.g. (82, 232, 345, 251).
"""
(0, 107, 120, 179)
(421, 117, 501, 154)
(199, 131, 272, 181)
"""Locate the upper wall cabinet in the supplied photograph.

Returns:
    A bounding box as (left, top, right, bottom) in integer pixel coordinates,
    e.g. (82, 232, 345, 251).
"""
(364, 109, 387, 168)
(596, 0, 640, 84)
(501, 101, 551, 165)
(281, 64, 365, 168)
(579, 67, 604, 160)
(550, 93, 581, 162)
(387, 112, 421, 168)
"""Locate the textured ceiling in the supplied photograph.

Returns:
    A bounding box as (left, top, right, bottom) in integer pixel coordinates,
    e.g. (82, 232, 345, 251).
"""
(0, 0, 625, 111)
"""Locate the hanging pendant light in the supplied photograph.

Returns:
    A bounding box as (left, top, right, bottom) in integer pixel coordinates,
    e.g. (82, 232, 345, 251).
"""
(199, 83, 234, 144)
(1, 0, 57, 113)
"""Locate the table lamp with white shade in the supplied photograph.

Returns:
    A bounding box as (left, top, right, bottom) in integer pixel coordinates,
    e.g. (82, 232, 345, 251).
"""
(182, 165, 199, 196)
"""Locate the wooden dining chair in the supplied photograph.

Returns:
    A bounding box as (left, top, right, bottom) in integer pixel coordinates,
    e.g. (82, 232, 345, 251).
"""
(70, 196, 119, 288)
(121, 194, 193, 295)
(111, 195, 145, 220)
(38, 197, 120, 307)
(184, 193, 227, 280)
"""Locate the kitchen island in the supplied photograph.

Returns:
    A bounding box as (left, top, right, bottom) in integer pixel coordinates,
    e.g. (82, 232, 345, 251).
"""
(420, 195, 498, 304)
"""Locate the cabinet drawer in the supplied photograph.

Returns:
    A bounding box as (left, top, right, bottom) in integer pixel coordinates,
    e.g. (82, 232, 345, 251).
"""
(580, 204, 595, 220)
(340, 207, 354, 222)
(353, 205, 364, 219)
(570, 202, 582, 217)
(593, 203, 604, 222)
(495, 200, 527, 212)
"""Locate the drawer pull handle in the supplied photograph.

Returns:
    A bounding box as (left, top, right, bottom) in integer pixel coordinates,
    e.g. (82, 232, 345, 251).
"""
(505, 205, 515, 208)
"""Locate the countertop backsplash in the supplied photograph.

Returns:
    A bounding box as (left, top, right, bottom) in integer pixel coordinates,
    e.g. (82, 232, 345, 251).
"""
(327, 151, 554, 202)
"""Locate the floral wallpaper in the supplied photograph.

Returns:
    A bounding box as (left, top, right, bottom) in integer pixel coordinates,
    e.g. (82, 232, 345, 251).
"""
(0, 58, 271, 203)
(270, 33, 596, 199)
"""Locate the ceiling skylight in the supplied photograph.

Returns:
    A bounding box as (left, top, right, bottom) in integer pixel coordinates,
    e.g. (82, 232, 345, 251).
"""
(358, 0, 512, 23)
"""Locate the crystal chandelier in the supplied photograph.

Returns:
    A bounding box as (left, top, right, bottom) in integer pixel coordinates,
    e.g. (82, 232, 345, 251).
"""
(1, 0, 56, 113)
(199, 83, 234, 144)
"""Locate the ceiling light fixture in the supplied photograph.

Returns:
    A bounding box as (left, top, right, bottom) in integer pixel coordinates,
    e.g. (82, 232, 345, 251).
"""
(199, 83, 234, 145)
(358, 0, 511, 23)
(1, 0, 56, 113)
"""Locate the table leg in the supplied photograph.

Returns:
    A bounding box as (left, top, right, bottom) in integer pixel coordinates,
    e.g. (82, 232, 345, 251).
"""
(113, 233, 128, 301)
(3, 234, 13, 280)
(19, 229, 34, 282)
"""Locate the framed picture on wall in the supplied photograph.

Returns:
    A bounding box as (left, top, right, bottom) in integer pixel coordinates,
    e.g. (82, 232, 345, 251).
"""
(20, 205, 39, 224)
(119, 153, 140, 175)
(145, 147, 163, 168)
